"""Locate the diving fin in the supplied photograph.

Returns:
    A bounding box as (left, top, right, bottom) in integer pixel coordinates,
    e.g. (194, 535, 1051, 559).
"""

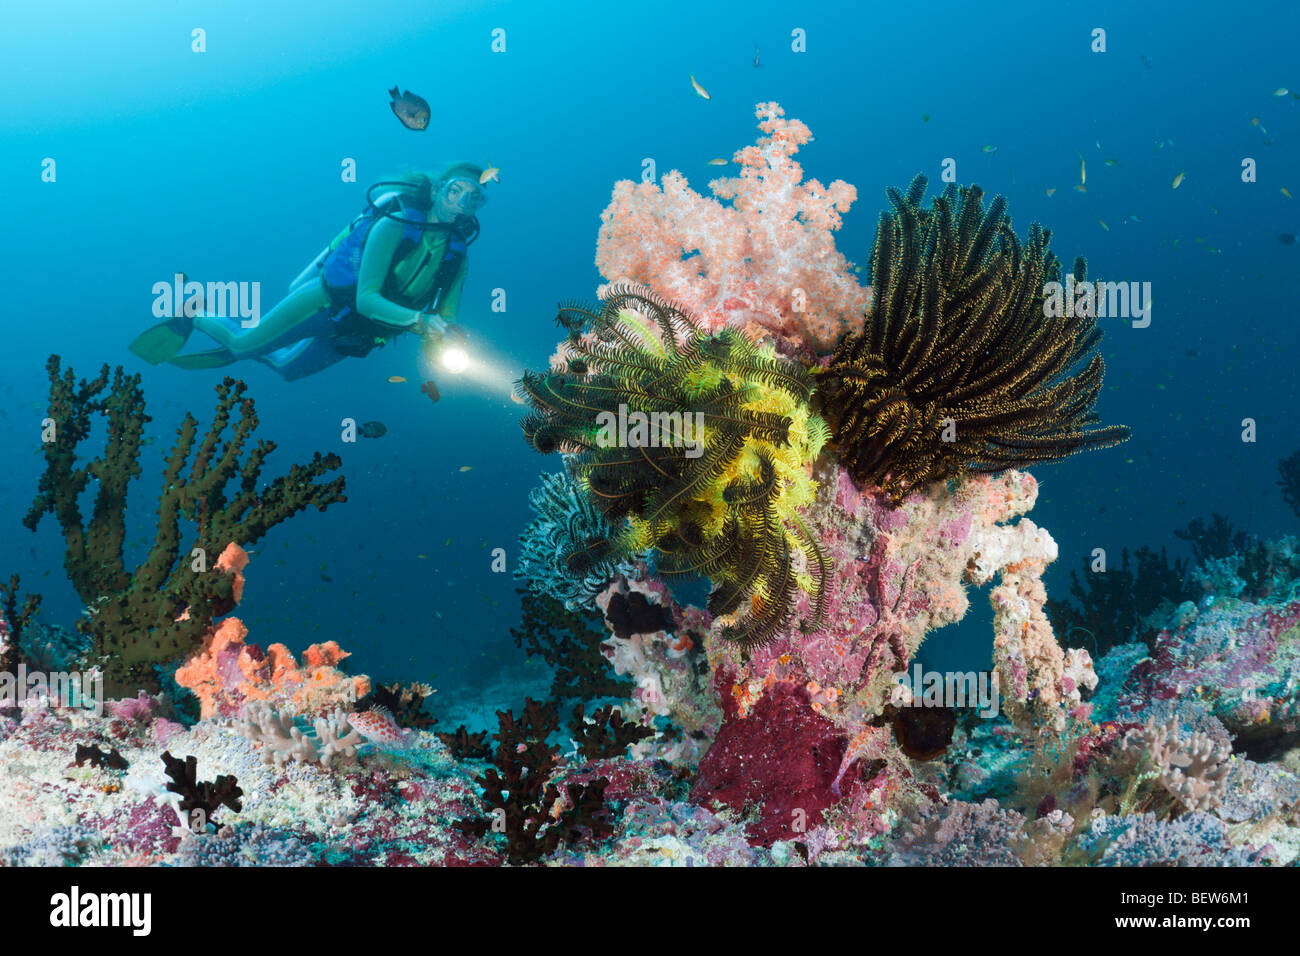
(167, 347, 239, 370)
(128, 316, 194, 364)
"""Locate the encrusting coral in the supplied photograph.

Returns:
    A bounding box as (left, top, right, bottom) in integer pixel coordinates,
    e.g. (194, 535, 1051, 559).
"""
(22, 357, 346, 695)
(518, 283, 830, 648)
(815, 176, 1130, 503)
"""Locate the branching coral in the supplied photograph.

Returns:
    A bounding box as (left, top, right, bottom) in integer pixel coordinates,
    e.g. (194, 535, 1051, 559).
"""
(596, 102, 867, 354)
(1174, 513, 1251, 565)
(815, 176, 1130, 503)
(1047, 546, 1193, 655)
(510, 587, 634, 702)
(22, 357, 346, 695)
(1117, 718, 1232, 816)
(571, 703, 655, 761)
(160, 751, 243, 828)
(518, 283, 830, 648)
(236, 701, 363, 769)
(454, 699, 613, 864)
(1279, 451, 1300, 518)
(516, 469, 638, 611)
(0, 576, 41, 676)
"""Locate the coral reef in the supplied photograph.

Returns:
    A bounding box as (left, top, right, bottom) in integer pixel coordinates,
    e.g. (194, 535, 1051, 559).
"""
(594, 573, 718, 761)
(519, 284, 830, 646)
(706, 467, 1089, 736)
(596, 102, 867, 354)
(1047, 545, 1193, 654)
(815, 176, 1129, 503)
(22, 357, 346, 695)
(454, 699, 613, 864)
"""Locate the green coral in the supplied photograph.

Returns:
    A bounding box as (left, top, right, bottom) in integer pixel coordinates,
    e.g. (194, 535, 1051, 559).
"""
(22, 356, 346, 695)
(517, 283, 829, 648)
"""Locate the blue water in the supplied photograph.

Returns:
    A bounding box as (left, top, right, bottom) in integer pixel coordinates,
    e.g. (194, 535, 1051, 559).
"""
(1, 0, 1297, 699)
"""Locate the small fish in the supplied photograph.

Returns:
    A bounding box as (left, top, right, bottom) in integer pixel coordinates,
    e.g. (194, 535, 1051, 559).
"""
(388, 86, 430, 130)
(1044, 187, 1056, 197)
(981, 144, 998, 154)
(1251, 116, 1261, 126)
(922, 113, 931, 123)
(690, 74, 710, 100)
(358, 421, 387, 439)
(1140, 54, 1152, 68)
(1104, 158, 1120, 166)
(387, 375, 406, 383)
(1096, 218, 1110, 231)
(1280, 233, 1297, 245)
(706, 158, 728, 166)
(753, 44, 760, 68)
(1125, 214, 1143, 223)
(1073, 184, 1089, 193)
(420, 380, 440, 403)
(1283, 187, 1294, 199)
(1080, 158, 1086, 185)
(1172, 171, 1185, 189)
(479, 164, 500, 185)
(509, 390, 525, 405)
(1274, 87, 1290, 97)
(347, 706, 411, 746)
(459, 465, 473, 472)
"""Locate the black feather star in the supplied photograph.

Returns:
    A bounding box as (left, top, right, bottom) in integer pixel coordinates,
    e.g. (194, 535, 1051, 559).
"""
(816, 174, 1130, 502)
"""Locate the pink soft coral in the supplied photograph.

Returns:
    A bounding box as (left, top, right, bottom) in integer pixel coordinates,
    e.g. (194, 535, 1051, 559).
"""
(595, 102, 869, 354)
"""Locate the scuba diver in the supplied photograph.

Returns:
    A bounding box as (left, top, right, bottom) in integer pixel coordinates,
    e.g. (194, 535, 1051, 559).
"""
(129, 162, 488, 380)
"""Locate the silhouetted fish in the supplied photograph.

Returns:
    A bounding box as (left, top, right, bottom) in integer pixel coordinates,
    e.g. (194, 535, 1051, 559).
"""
(358, 421, 387, 439)
(421, 380, 440, 403)
(388, 87, 430, 130)
(1280, 233, 1296, 245)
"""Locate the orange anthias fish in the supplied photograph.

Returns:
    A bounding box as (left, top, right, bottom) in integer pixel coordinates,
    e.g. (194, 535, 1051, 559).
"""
(347, 706, 411, 746)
